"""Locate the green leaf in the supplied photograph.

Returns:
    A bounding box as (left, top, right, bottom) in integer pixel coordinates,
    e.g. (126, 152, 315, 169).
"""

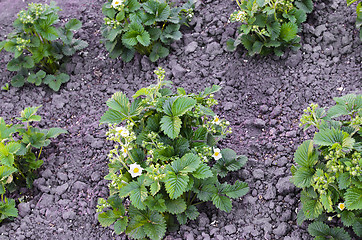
(292, 166, 315, 188)
(295, 0, 314, 13)
(340, 211, 356, 227)
(7, 58, 22, 71)
(193, 164, 213, 179)
(5, 142, 21, 154)
(165, 198, 187, 214)
(148, 27, 162, 41)
(185, 205, 199, 220)
(196, 183, 217, 201)
(266, 21, 281, 40)
(119, 181, 139, 198)
(129, 183, 148, 210)
(314, 128, 344, 146)
(120, 47, 135, 62)
(170, 153, 200, 173)
(122, 31, 139, 46)
(65, 19, 82, 30)
(145, 195, 167, 213)
(164, 172, 189, 199)
(0, 118, 16, 140)
(308, 221, 330, 237)
(320, 193, 333, 212)
(212, 193, 232, 212)
(150, 181, 161, 196)
(0, 144, 14, 167)
(143, 211, 166, 240)
(136, 31, 151, 46)
(127, 0, 141, 11)
(226, 39, 236, 52)
(98, 210, 118, 227)
(160, 115, 182, 139)
(221, 180, 249, 199)
(149, 43, 169, 62)
(46, 128, 67, 138)
(338, 172, 351, 190)
(280, 22, 298, 42)
(303, 198, 323, 219)
(345, 188, 362, 210)
(155, 3, 170, 22)
(114, 218, 128, 235)
(353, 219, 362, 237)
(16, 106, 41, 122)
(171, 97, 196, 117)
(294, 140, 318, 168)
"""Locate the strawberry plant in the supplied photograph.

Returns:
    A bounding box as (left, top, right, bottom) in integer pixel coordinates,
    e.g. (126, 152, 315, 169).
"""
(0, 106, 67, 222)
(97, 68, 249, 240)
(101, 0, 195, 62)
(291, 94, 362, 239)
(0, 2, 88, 91)
(227, 0, 314, 56)
(347, 0, 362, 40)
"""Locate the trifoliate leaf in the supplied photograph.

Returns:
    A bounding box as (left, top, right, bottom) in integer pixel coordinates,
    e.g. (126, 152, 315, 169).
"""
(106, 92, 130, 117)
(197, 184, 217, 201)
(16, 106, 41, 122)
(127, 0, 141, 11)
(7, 58, 22, 72)
(120, 47, 135, 62)
(122, 31, 139, 46)
(144, 195, 167, 213)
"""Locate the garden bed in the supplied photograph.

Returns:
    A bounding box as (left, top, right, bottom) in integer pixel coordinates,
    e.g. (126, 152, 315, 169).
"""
(0, 0, 361, 239)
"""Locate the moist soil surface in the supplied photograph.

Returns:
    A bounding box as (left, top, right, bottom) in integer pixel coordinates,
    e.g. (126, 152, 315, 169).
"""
(0, 0, 361, 239)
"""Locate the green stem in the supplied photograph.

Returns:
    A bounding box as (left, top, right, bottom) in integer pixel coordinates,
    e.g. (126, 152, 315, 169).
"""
(114, 151, 130, 170)
(37, 146, 43, 160)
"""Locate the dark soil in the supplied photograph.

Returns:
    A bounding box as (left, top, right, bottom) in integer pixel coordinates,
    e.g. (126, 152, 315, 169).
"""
(0, 0, 361, 239)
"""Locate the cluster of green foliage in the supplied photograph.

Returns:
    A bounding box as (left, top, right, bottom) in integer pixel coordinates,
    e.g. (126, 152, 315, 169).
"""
(227, 0, 314, 56)
(0, 106, 67, 222)
(347, 0, 362, 40)
(0, 2, 88, 91)
(101, 0, 195, 62)
(97, 68, 249, 240)
(291, 94, 362, 239)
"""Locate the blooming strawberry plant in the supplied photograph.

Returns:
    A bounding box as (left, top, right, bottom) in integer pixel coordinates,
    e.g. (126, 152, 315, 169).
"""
(97, 68, 249, 240)
(227, 0, 314, 56)
(0, 106, 67, 222)
(0, 2, 88, 91)
(291, 94, 362, 239)
(347, 0, 362, 40)
(101, 0, 195, 62)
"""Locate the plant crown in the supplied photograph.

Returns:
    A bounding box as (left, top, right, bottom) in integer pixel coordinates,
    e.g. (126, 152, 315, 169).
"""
(101, 0, 195, 62)
(0, 2, 88, 91)
(227, 0, 314, 56)
(291, 94, 362, 239)
(97, 68, 249, 240)
(0, 106, 67, 222)
(347, 0, 362, 40)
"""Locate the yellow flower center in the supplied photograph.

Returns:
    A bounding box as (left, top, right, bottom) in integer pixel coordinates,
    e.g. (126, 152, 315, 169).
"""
(133, 168, 139, 173)
(215, 117, 219, 122)
(215, 152, 219, 156)
(123, 149, 127, 153)
(339, 203, 345, 210)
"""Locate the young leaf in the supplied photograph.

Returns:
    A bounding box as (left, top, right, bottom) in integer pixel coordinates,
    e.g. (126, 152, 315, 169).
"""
(292, 166, 315, 188)
(170, 153, 200, 173)
(185, 205, 199, 220)
(280, 22, 298, 42)
(192, 164, 213, 179)
(313, 128, 344, 146)
(114, 217, 128, 235)
(46, 128, 68, 138)
(98, 210, 118, 227)
(294, 140, 318, 168)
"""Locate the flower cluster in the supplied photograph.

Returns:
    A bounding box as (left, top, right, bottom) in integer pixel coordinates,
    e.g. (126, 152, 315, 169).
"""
(15, 37, 30, 51)
(229, 10, 247, 23)
(18, 3, 48, 24)
(104, 17, 122, 29)
(203, 115, 232, 135)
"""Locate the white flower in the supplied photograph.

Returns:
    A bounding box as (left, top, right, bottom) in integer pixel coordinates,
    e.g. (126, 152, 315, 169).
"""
(212, 148, 222, 160)
(121, 146, 131, 157)
(212, 115, 221, 125)
(115, 126, 129, 138)
(128, 163, 143, 178)
(338, 202, 345, 211)
(111, 0, 123, 8)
